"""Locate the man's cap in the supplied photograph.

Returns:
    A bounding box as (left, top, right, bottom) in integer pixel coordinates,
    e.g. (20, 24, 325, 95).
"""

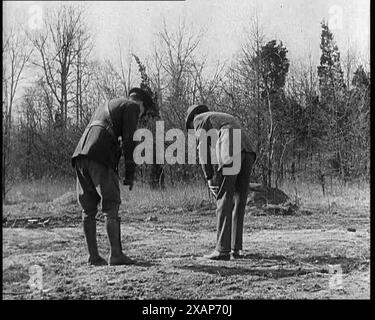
(185, 104, 209, 130)
(129, 87, 154, 111)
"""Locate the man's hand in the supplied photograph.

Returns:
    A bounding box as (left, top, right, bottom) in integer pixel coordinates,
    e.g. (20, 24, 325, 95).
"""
(208, 179, 219, 198)
(123, 179, 134, 191)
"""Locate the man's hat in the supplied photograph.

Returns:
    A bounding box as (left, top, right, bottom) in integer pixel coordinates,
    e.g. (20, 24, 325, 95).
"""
(129, 87, 154, 111)
(185, 104, 209, 130)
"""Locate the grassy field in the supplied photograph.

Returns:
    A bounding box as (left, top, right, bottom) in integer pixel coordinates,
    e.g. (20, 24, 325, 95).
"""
(5, 177, 369, 213)
(2, 178, 370, 299)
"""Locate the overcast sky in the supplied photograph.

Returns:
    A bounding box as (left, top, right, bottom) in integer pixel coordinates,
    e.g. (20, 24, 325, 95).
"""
(3, 0, 370, 68)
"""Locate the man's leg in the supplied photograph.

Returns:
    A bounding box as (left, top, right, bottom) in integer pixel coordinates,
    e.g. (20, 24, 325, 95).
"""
(231, 152, 255, 258)
(88, 160, 134, 266)
(203, 169, 236, 260)
(75, 157, 107, 266)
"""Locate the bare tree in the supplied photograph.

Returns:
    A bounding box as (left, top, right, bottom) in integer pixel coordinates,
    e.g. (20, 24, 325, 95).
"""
(74, 14, 93, 126)
(117, 39, 135, 96)
(28, 4, 89, 129)
(156, 18, 204, 129)
(2, 26, 33, 199)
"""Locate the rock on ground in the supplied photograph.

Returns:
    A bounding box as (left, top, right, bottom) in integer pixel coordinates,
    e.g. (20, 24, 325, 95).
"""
(52, 192, 76, 206)
(247, 183, 289, 207)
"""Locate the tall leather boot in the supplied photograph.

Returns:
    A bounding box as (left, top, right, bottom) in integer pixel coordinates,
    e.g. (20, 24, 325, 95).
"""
(83, 218, 107, 266)
(105, 217, 134, 265)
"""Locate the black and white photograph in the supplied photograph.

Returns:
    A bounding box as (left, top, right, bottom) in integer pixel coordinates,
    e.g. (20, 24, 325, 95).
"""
(2, 0, 370, 303)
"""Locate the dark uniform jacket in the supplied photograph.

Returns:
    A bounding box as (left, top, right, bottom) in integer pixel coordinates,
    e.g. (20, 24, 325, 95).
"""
(193, 111, 255, 180)
(72, 98, 140, 180)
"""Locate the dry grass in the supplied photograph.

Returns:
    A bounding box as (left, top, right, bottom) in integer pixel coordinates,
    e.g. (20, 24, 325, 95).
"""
(5, 177, 75, 204)
(121, 182, 210, 212)
(4, 178, 211, 212)
(279, 179, 370, 211)
(5, 177, 369, 215)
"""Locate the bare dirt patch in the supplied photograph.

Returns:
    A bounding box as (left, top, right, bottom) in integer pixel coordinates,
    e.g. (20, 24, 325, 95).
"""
(2, 198, 370, 299)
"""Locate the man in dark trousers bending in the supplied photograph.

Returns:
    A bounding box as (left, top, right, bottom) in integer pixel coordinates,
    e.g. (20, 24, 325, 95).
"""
(186, 105, 256, 260)
(72, 88, 153, 266)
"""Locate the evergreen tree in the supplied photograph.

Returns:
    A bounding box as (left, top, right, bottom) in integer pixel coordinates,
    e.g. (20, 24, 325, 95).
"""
(352, 65, 370, 89)
(317, 21, 346, 103)
(317, 20, 347, 178)
(257, 40, 290, 96)
(253, 40, 290, 187)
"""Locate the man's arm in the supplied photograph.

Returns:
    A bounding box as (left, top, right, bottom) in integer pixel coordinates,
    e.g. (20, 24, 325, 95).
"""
(196, 117, 214, 180)
(122, 103, 140, 184)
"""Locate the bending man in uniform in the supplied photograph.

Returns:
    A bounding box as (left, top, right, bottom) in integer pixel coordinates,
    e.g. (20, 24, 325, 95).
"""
(185, 105, 256, 260)
(72, 88, 153, 266)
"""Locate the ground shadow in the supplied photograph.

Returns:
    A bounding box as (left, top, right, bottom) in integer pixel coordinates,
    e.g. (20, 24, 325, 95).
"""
(178, 264, 313, 279)
(132, 259, 155, 267)
(301, 255, 368, 273)
(176, 253, 367, 278)
(242, 253, 294, 262)
(79, 259, 154, 268)
(240, 253, 367, 273)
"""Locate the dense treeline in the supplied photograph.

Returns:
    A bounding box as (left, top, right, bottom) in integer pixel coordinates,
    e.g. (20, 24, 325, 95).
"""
(2, 5, 370, 199)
